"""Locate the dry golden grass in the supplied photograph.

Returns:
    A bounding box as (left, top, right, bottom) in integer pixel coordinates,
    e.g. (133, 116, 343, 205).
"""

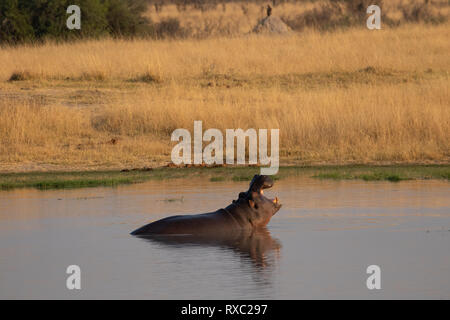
(1, 22, 449, 81)
(144, 0, 450, 37)
(0, 22, 449, 171)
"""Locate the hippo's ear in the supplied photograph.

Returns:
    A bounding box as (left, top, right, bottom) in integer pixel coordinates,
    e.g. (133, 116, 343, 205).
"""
(248, 199, 256, 209)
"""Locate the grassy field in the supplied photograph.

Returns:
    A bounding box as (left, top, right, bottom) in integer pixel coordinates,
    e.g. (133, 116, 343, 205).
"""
(0, 2, 449, 173)
(144, 0, 450, 37)
(0, 165, 449, 190)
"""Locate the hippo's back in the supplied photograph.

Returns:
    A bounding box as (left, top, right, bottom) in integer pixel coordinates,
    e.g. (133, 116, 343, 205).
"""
(130, 210, 236, 235)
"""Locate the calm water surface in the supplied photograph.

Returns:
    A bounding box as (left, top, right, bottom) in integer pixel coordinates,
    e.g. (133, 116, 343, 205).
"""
(0, 178, 449, 299)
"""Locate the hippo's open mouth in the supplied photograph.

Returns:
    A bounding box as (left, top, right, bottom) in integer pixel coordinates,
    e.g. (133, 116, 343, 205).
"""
(259, 185, 280, 202)
(256, 177, 282, 212)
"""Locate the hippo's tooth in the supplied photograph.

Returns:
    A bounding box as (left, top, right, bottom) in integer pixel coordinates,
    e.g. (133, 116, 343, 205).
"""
(260, 190, 264, 195)
(273, 197, 278, 204)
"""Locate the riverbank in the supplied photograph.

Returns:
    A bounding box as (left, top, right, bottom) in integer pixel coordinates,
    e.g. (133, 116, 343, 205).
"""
(0, 165, 448, 190)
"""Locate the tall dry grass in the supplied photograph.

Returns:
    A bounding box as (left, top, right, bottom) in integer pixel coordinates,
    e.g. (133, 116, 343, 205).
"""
(0, 23, 449, 170)
(143, 0, 449, 37)
(0, 23, 449, 81)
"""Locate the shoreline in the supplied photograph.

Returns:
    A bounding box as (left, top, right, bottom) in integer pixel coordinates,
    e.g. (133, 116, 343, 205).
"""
(0, 164, 448, 191)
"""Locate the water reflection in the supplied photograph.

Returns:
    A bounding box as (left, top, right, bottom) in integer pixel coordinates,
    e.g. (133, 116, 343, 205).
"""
(137, 227, 281, 270)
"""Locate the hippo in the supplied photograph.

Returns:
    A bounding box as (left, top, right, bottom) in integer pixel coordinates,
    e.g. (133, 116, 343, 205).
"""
(130, 174, 281, 236)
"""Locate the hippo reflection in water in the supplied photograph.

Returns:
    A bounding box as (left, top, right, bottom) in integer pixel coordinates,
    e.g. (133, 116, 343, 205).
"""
(131, 175, 282, 236)
(141, 228, 281, 269)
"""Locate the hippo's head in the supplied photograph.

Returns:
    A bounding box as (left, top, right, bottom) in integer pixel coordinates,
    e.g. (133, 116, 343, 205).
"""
(236, 175, 282, 228)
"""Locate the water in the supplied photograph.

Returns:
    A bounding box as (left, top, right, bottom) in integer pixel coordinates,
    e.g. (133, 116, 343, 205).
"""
(0, 178, 449, 299)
